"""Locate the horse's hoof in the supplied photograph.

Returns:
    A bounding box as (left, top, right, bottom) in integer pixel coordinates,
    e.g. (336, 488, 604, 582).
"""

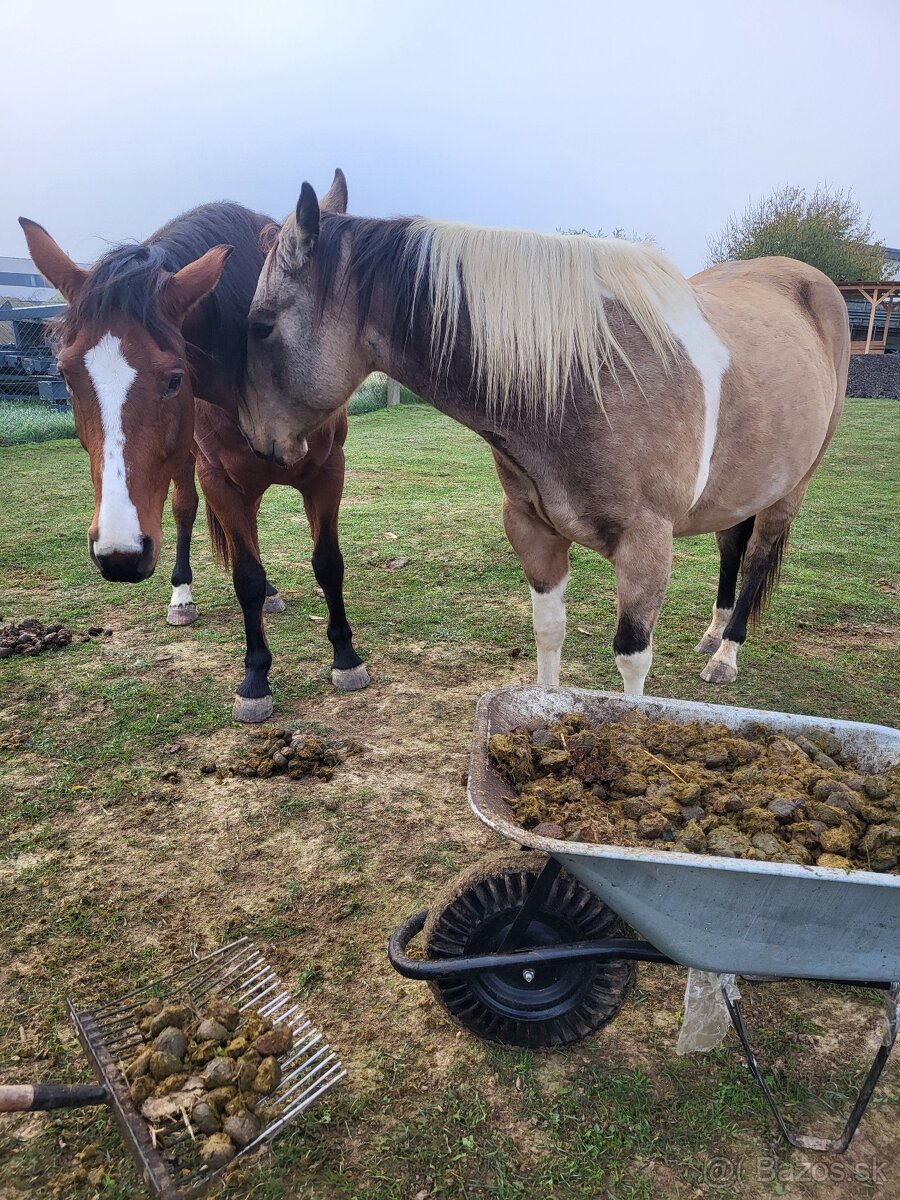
(232, 694, 274, 723)
(167, 603, 200, 626)
(694, 634, 721, 655)
(700, 659, 738, 684)
(264, 592, 287, 615)
(331, 664, 371, 691)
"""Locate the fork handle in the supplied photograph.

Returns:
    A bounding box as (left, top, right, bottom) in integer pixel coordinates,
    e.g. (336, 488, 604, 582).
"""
(0, 1083, 109, 1112)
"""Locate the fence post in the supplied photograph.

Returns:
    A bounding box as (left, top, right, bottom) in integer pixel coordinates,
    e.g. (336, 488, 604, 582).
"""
(387, 378, 401, 406)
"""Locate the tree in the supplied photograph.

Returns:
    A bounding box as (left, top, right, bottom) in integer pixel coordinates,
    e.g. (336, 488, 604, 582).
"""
(707, 185, 893, 282)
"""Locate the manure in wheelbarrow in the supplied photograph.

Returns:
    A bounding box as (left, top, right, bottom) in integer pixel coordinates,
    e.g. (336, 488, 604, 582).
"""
(489, 712, 900, 872)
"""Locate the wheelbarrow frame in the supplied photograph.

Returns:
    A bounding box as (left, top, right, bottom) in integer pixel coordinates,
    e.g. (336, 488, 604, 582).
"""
(389, 687, 900, 1153)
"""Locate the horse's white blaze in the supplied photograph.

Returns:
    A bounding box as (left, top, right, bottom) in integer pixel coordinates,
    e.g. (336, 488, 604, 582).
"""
(616, 645, 653, 696)
(530, 575, 568, 686)
(656, 295, 730, 507)
(701, 604, 733, 643)
(169, 583, 194, 608)
(83, 333, 141, 555)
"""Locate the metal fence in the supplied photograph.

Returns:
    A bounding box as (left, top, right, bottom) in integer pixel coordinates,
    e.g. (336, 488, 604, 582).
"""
(0, 301, 68, 406)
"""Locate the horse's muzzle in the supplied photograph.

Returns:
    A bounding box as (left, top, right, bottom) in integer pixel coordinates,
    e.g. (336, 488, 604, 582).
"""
(91, 535, 156, 583)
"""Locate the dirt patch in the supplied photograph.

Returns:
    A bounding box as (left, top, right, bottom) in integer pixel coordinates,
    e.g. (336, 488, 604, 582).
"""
(797, 622, 899, 661)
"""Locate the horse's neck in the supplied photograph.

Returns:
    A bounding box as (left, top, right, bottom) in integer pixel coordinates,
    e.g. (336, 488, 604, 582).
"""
(373, 313, 505, 439)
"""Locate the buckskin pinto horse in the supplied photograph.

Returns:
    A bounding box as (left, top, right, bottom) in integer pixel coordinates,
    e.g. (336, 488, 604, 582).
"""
(238, 172, 849, 696)
(19, 180, 369, 722)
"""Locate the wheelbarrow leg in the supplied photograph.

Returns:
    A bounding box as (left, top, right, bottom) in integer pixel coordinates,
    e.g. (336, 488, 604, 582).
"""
(722, 981, 900, 1153)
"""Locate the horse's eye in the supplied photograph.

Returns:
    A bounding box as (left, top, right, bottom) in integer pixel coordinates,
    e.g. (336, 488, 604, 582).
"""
(250, 320, 275, 341)
(163, 372, 183, 397)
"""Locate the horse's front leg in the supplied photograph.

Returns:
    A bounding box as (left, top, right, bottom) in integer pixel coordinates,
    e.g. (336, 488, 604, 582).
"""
(199, 466, 274, 722)
(502, 498, 572, 686)
(166, 455, 201, 626)
(612, 518, 673, 696)
(300, 452, 370, 691)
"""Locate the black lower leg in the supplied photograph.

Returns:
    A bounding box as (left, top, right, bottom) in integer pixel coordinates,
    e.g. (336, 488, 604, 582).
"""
(715, 516, 755, 611)
(171, 521, 194, 590)
(170, 469, 198, 590)
(232, 548, 272, 701)
(311, 526, 363, 673)
(721, 528, 789, 648)
(612, 612, 651, 659)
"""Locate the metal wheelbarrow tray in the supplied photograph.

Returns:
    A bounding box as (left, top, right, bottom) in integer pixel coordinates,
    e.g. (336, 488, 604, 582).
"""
(389, 687, 900, 1152)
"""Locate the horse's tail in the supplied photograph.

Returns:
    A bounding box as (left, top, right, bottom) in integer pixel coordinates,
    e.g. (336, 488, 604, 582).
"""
(205, 502, 231, 571)
(747, 526, 789, 627)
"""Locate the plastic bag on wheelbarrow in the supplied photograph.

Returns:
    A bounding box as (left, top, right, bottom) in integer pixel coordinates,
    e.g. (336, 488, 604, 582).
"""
(676, 969, 742, 1054)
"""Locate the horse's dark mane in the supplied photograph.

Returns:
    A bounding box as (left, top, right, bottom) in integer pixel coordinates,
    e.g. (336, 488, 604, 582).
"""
(58, 202, 277, 388)
(312, 213, 422, 346)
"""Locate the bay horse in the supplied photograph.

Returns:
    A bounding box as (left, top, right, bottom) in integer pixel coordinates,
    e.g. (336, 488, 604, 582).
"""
(237, 172, 849, 697)
(19, 179, 369, 722)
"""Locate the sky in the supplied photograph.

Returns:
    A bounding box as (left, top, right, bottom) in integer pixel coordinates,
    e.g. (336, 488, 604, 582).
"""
(5, 0, 896, 274)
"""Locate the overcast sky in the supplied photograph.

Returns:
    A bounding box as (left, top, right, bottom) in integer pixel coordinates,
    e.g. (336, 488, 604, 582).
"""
(6, 0, 896, 274)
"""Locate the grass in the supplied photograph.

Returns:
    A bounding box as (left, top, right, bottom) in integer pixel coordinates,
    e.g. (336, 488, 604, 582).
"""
(0, 401, 76, 446)
(0, 398, 897, 1200)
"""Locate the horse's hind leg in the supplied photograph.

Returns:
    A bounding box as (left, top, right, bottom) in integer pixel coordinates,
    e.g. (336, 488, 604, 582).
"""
(300, 448, 370, 691)
(612, 518, 673, 696)
(502, 499, 571, 686)
(167, 456, 201, 626)
(695, 517, 755, 654)
(700, 491, 803, 684)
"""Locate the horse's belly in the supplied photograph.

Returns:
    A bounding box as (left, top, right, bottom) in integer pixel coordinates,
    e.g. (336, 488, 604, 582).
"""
(675, 433, 828, 537)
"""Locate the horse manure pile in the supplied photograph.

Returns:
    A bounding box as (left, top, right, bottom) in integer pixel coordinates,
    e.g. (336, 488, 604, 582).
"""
(489, 712, 900, 872)
(125, 996, 292, 1170)
(0, 617, 73, 659)
(223, 725, 347, 781)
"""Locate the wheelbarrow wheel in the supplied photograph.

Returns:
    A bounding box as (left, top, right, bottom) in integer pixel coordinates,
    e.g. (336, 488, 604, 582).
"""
(423, 852, 633, 1048)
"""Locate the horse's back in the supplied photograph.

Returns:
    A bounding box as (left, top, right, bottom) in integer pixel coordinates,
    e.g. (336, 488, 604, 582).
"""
(691, 256, 850, 386)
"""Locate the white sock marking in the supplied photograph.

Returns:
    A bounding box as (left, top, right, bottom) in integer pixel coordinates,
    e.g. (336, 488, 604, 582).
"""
(530, 574, 568, 686)
(616, 644, 653, 696)
(710, 638, 740, 670)
(701, 604, 733, 642)
(84, 333, 141, 555)
(169, 584, 194, 608)
(655, 293, 730, 506)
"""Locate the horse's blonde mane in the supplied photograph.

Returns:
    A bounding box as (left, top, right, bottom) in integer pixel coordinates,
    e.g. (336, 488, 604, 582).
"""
(405, 220, 697, 417)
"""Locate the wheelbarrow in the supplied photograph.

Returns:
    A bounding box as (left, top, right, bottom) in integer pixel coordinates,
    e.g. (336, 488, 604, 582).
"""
(389, 686, 900, 1153)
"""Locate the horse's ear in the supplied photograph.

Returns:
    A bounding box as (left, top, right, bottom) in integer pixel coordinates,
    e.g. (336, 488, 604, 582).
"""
(320, 168, 348, 215)
(18, 218, 88, 303)
(293, 182, 320, 255)
(163, 245, 233, 322)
